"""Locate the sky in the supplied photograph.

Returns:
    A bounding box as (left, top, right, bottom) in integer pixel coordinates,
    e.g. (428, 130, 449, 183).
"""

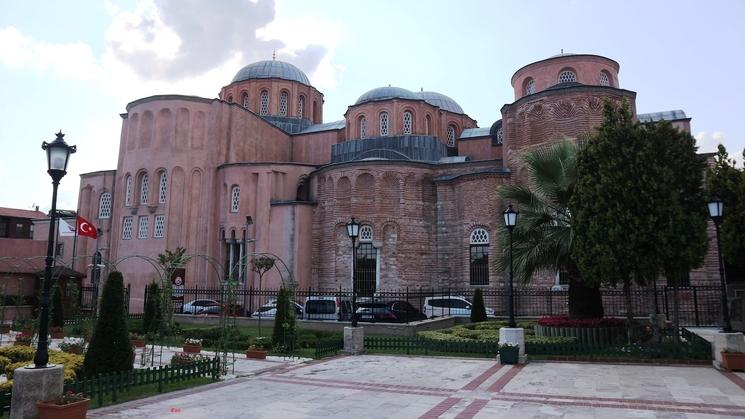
(0, 0, 743, 212)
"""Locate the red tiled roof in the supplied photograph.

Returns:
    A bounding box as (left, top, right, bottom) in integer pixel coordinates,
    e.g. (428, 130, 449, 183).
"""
(0, 207, 47, 219)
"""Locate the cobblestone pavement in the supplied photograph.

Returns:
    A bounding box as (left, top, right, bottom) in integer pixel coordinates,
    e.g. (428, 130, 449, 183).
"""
(89, 355, 745, 418)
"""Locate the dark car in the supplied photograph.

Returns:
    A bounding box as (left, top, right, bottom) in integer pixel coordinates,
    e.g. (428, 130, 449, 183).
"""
(356, 300, 427, 323)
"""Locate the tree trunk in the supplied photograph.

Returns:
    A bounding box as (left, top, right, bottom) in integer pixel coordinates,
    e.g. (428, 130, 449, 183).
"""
(568, 279, 604, 319)
(624, 280, 633, 344)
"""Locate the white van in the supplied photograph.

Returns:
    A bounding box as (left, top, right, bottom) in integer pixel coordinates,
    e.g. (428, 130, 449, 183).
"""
(303, 296, 352, 321)
(422, 296, 495, 318)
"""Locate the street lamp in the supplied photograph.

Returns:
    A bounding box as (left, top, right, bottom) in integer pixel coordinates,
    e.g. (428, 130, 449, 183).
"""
(36, 131, 76, 368)
(346, 217, 360, 328)
(503, 204, 519, 328)
(707, 197, 732, 333)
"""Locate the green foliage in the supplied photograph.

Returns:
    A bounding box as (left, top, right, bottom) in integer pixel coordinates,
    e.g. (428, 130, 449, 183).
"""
(706, 144, 745, 269)
(142, 282, 161, 334)
(251, 256, 276, 275)
(470, 289, 488, 323)
(272, 287, 296, 348)
(417, 325, 575, 345)
(50, 285, 64, 328)
(156, 247, 191, 333)
(83, 271, 133, 376)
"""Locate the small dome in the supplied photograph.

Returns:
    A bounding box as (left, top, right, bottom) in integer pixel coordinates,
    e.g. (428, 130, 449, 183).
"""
(231, 60, 310, 85)
(417, 91, 464, 114)
(355, 86, 418, 105)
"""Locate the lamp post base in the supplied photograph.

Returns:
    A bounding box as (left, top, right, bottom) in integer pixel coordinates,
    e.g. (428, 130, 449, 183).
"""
(343, 326, 365, 355)
(10, 364, 64, 419)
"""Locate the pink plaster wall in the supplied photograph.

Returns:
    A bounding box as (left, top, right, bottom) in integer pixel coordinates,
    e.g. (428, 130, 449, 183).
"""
(219, 78, 324, 123)
(511, 55, 620, 100)
(292, 129, 345, 165)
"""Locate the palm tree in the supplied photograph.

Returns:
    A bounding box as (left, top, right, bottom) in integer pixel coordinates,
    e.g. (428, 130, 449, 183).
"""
(497, 139, 603, 319)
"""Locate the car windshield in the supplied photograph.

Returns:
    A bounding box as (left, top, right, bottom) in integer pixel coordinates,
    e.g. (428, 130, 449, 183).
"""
(305, 300, 335, 314)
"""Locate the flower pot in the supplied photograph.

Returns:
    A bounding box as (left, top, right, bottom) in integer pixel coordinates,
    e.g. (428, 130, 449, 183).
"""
(721, 351, 745, 372)
(246, 349, 267, 360)
(131, 338, 146, 348)
(37, 398, 89, 419)
(183, 344, 202, 354)
(499, 346, 519, 364)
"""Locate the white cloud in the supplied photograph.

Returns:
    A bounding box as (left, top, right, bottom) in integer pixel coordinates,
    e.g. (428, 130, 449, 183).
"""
(695, 131, 743, 166)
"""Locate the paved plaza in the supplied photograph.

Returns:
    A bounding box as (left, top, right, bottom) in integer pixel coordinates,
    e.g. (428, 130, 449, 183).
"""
(89, 355, 745, 418)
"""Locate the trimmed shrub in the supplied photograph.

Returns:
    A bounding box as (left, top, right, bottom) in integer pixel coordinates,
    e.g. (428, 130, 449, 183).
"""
(142, 282, 161, 334)
(0, 345, 36, 363)
(83, 271, 133, 376)
(536, 316, 625, 327)
(272, 287, 296, 349)
(50, 285, 64, 329)
(470, 289, 488, 323)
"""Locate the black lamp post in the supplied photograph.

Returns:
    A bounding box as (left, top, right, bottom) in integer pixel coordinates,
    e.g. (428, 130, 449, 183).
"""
(503, 204, 519, 328)
(36, 131, 76, 368)
(346, 217, 360, 327)
(707, 197, 732, 333)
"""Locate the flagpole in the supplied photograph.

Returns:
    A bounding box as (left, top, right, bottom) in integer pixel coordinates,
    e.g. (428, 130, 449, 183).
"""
(71, 209, 80, 272)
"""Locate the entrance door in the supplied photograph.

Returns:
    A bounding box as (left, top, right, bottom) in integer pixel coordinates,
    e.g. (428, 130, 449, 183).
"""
(356, 243, 377, 297)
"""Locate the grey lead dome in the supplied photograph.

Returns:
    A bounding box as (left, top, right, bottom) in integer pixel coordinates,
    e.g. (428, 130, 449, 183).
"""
(355, 86, 419, 105)
(417, 91, 464, 114)
(231, 60, 310, 85)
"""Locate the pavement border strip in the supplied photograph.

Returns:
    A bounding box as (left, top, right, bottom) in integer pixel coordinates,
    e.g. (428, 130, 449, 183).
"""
(453, 398, 489, 419)
(260, 376, 451, 397)
(721, 370, 745, 392)
(490, 393, 745, 416)
(486, 364, 523, 392)
(274, 374, 454, 394)
(417, 397, 462, 419)
(460, 363, 503, 391)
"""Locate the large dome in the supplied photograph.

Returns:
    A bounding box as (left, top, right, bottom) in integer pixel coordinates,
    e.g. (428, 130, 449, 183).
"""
(417, 91, 464, 114)
(231, 60, 310, 85)
(355, 86, 418, 105)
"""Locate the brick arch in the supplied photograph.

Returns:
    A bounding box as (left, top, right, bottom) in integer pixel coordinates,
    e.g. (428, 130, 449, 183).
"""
(127, 112, 139, 151)
(381, 172, 401, 216)
(139, 110, 154, 149)
(336, 176, 351, 213)
(354, 172, 375, 209)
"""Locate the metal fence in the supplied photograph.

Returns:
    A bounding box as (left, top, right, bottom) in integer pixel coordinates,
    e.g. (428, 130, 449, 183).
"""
(161, 285, 723, 327)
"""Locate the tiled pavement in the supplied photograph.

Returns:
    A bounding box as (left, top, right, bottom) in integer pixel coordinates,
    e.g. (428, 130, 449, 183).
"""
(89, 355, 745, 418)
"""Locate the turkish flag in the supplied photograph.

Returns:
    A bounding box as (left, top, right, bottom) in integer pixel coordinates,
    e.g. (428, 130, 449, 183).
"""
(77, 216, 98, 239)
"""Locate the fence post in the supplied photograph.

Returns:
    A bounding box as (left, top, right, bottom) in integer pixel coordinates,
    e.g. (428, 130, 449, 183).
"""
(158, 366, 163, 393)
(406, 287, 410, 324)
(663, 287, 670, 319)
(126, 283, 131, 315)
(111, 372, 118, 404)
(97, 373, 103, 407)
(693, 286, 700, 327)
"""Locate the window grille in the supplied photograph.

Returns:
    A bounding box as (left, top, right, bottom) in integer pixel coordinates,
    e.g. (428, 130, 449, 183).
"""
(360, 116, 367, 139)
(260, 91, 269, 116)
(154, 214, 165, 238)
(359, 225, 373, 242)
(525, 78, 535, 95)
(470, 244, 489, 285)
(403, 111, 413, 134)
(98, 193, 112, 219)
(279, 91, 288, 116)
(122, 216, 133, 240)
(470, 228, 489, 244)
(599, 71, 610, 86)
(140, 174, 149, 205)
(125, 176, 133, 206)
(379, 112, 389, 136)
(447, 126, 456, 147)
(297, 95, 304, 117)
(242, 93, 249, 108)
(496, 128, 503, 144)
(230, 186, 240, 213)
(138, 216, 149, 239)
(158, 172, 168, 204)
(356, 242, 377, 296)
(558, 70, 577, 83)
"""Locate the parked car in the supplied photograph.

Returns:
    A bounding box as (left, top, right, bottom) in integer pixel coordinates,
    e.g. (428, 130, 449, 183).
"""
(422, 296, 495, 318)
(356, 300, 428, 323)
(252, 300, 303, 317)
(181, 299, 221, 315)
(304, 296, 352, 321)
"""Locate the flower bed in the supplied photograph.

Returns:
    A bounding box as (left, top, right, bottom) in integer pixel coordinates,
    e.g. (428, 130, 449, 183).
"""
(417, 321, 576, 345)
(534, 316, 625, 345)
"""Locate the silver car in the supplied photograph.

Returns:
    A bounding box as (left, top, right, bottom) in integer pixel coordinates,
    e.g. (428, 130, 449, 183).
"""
(181, 299, 221, 314)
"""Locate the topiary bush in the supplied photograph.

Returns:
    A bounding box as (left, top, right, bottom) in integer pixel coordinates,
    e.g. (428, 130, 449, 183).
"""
(470, 289, 488, 323)
(142, 282, 161, 334)
(50, 284, 64, 329)
(272, 287, 296, 349)
(83, 271, 133, 377)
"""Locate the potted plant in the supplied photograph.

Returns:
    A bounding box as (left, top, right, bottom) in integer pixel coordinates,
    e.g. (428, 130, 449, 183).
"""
(37, 390, 89, 419)
(246, 344, 267, 360)
(59, 338, 86, 355)
(499, 343, 520, 365)
(182, 337, 202, 353)
(130, 332, 146, 348)
(721, 349, 745, 372)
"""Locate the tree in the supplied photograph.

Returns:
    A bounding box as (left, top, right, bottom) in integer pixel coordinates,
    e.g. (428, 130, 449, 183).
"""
(497, 139, 603, 318)
(142, 282, 161, 334)
(271, 286, 296, 350)
(83, 271, 133, 376)
(156, 247, 191, 333)
(50, 284, 64, 329)
(571, 101, 708, 338)
(251, 255, 276, 336)
(470, 289, 488, 322)
(706, 145, 745, 271)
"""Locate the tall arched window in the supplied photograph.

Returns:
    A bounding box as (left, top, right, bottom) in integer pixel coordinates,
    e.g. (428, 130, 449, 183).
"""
(359, 116, 367, 139)
(260, 91, 269, 116)
(242, 93, 249, 109)
(469, 228, 489, 285)
(98, 192, 112, 219)
(158, 171, 168, 204)
(496, 128, 503, 144)
(524, 78, 536, 95)
(599, 71, 610, 87)
(140, 174, 150, 205)
(124, 175, 133, 207)
(230, 186, 240, 213)
(297, 95, 305, 117)
(279, 91, 288, 116)
(403, 111, 413, 135)
(558, 70, 577, 83)
(227, 95, 233, 103)
(447, 125, 456, 147)
(379, 112, 389, 136)
(425, 115, 432, 135)
(356, 225, 377, 296)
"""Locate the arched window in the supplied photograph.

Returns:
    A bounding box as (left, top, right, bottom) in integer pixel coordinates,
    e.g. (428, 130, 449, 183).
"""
(158, 171, 168, 204)
(379, 112, 389, 136)
(403, 111, 413, 135)
(469, 228, 489, 285)
(558, 70, 576, 83)
(230, 186, 240, 213)
(359, 116, 367, 139)
(359, 225, 373, 242)
(124, 175, 133, 207)
(154, 214, 165, 238)
(496, 127, 503, 145)
(356, 225, 377, 296)
(297, 95, 305, 117)
(122, 216, 133, 240)
(447, 125, 456, 147)
(140, 174, 150, 205)
(425, 115, 432, 135)
(260, 91, 269, 116)
(227, 95, 233, 103)
(242, 93, 249, 109)
(279, 91, 288, 116)
(599, 71, 610, 87)
(98, 192, 112, 219)
(524, 78, 536, 95)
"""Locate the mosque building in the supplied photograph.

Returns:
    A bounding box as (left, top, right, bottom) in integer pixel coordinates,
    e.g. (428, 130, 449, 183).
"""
(73, 53, 716, 310)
